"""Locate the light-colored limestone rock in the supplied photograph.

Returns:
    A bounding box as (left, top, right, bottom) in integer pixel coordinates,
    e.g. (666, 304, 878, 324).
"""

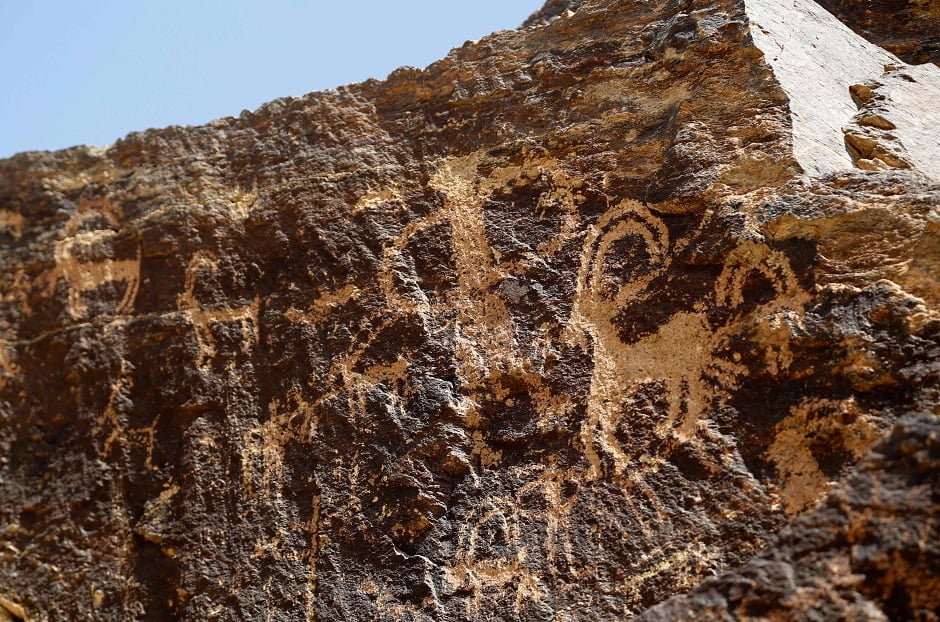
(748, 0, 940, 180)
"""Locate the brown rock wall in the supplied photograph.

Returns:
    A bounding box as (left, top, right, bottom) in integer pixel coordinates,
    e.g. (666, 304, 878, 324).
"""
(0, 0, 937, 620)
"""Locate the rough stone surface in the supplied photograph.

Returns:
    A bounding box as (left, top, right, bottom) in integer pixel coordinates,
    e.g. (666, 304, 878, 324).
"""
(0, 0, 937, 620)
(638, 411, 940, 621)
(521, 0, 589, 26)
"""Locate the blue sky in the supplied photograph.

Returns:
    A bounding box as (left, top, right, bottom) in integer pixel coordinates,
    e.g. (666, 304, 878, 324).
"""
(0, 1, 540, 157)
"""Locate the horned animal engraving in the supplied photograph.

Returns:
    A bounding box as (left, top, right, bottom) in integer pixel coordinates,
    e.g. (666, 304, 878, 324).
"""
(42, 230, 141, 319)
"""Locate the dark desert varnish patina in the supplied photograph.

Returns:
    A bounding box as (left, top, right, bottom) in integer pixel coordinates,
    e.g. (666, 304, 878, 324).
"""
(0, 0, 938, 619)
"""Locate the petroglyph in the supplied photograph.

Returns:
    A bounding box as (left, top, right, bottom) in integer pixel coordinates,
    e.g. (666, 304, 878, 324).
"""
(715, 241, 808, 378)
(715, 242, 800, 309)
(41, 229, 142, 319)
(0, 210, 23, 239)
(566, 200, 679, 478)
(767, 396, 883, 515)
(98, 357, 133, 456)
(3, 0, 938, 617)
(177, 251, 259, 369)
(283, 284, 361, 326)
(430, 154, 518, 376)
(242, 387, 319, 500)
(563, 200, 809, 481)
(620, 542, 717, 611)
(429, 153, 587, 377)
(0, 341, 14, 390)
(445, 468, 574, 615)
(574, 200, 671, 310)
(361, 577, 437, 621)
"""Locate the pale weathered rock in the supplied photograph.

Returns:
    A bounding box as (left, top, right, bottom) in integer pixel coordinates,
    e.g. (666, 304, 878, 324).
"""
(747, 0, 940, 180)
(0, 0, 937, 620)
(814, 0, 940, 66)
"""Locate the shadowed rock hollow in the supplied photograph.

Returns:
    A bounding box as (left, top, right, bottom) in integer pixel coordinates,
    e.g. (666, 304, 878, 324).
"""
(0, 0, 937, 620)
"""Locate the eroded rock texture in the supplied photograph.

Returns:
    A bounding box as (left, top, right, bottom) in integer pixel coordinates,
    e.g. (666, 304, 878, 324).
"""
(0, 0, 937, 620)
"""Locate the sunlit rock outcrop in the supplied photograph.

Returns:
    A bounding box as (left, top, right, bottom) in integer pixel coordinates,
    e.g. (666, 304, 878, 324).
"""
(0, 0, 937, 619)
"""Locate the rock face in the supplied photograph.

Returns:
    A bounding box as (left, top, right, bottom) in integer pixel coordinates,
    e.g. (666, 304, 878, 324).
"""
(813, 0, 940, 66)
(0, 0, 937, 620)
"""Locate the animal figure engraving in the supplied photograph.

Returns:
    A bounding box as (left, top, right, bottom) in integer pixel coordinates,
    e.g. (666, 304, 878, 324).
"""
(446, 469, 577, 615)
(568, 203, 801, 481)
(177, 251, 259, 369)
(567, 200, 678, 478)
(0, 210, 24, 239)
(42, 230, 141, 319)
